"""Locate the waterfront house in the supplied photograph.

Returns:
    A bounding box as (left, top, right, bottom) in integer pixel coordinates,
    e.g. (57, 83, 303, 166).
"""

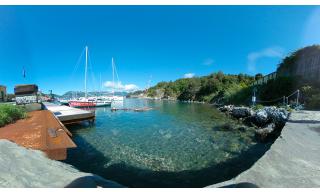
(0, 85, 7, 102)
(14, 84, 39, 105)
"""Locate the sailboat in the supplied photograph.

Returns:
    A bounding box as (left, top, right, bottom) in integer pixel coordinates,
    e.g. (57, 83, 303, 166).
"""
(110, 57, 124, 102)
(68, 46, 112, 108)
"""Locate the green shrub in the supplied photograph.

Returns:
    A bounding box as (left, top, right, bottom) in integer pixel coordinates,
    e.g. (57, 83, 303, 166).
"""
(0, 104, 27, 127)
(305, 94, 320, 110)
(252, 104, 264, 111)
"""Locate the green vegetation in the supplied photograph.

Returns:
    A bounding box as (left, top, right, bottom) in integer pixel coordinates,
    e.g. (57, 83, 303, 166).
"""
(145, 71, 255, 105)
(131, 45, 320, 109)
(0, 104, 27, 127)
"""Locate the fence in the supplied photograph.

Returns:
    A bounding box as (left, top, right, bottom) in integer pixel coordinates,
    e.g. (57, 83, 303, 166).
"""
(254, 89, 300, 106)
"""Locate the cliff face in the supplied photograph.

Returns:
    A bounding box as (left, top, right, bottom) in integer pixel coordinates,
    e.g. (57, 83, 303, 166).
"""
(277, 45, 320, 80)
(0, 139, 123, 188)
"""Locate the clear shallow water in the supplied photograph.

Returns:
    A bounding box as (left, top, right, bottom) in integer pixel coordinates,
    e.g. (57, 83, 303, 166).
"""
(64, 99, 270, 187)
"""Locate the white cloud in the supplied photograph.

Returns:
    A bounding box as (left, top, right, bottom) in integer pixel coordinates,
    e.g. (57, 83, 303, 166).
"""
(103, 81, 139, 92)
(247, 47, 285, 73)
(203, 58, 214, 66)
(184, 73, 195, 78)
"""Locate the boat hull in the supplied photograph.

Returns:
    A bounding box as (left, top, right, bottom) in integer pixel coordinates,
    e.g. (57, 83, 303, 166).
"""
(68, 101, 111, 108)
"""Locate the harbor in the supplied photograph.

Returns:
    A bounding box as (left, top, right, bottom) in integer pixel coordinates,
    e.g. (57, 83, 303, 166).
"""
(1, 5, 320, 189)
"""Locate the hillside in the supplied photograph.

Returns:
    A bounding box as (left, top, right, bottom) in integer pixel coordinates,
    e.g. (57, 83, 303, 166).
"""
(130, 72, 255, 105)
(130, 45, 320, 109)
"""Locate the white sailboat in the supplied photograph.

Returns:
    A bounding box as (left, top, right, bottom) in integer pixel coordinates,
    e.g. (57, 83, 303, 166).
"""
(102, 57, 124, 102)
(69, 46, 111, 108)
(111, 57, 124, 101)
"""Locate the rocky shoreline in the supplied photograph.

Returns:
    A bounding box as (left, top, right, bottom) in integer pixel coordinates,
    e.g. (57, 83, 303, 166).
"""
(218, 105, 290, 142)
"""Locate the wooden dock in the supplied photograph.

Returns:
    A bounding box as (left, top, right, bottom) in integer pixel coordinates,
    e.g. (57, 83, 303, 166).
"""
(0, 110, 76, 160)
(43, 102, 95, 125)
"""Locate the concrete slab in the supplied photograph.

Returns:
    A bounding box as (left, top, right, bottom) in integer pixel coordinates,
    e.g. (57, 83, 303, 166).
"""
(0, 139, 123, 187)
(207, 110, 320, 188)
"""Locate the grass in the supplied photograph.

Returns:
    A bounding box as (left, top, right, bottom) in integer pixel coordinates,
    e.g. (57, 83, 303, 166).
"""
(0, 104, 27, 127)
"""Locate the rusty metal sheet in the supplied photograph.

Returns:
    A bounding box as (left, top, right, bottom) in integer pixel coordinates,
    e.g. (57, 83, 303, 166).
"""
(0, 110, 76, 160)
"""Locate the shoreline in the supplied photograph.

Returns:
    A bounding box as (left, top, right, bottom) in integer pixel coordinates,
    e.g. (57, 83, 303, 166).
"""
(0, 100, 300, 188)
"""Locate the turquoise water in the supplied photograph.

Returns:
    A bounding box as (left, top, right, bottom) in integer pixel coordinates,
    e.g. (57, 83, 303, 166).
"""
(64, 99, 270, 187)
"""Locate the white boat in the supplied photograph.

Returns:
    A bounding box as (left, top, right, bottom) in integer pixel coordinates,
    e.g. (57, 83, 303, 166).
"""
(104, 57, 125, 102)
(111, 95, 124, 101)
(58, 99, 69, 105)
(68, 46, 111, 108)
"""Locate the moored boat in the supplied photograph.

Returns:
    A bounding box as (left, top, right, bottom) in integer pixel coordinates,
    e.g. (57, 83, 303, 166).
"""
(69, 97, 111, 108)
(68, 46, 112, 108)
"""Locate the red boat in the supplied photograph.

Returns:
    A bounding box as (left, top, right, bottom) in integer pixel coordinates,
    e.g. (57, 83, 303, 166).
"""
(68, 100, 96, 108)
(68, 97, 111, 108)
(67, 46, 111, 108)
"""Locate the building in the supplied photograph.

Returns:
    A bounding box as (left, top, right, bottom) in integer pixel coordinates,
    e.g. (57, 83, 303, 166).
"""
(14, 84, 39, 105)
(253, 72, 277, 86)
(0, 85, 7, 102)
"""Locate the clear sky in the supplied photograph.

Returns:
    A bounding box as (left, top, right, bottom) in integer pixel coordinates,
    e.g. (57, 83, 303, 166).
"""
(0, 6, 319, 95)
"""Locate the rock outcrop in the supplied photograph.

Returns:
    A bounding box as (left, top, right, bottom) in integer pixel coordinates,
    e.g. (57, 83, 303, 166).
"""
(231, 107, 254, 119)
(218, 105, 290, 142)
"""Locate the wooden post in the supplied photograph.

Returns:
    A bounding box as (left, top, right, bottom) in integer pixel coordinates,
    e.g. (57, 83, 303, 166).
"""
(296, 90, 300, 106)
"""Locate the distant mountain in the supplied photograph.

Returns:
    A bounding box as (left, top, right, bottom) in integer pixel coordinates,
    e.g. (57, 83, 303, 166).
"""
(60, 91, 128, 99)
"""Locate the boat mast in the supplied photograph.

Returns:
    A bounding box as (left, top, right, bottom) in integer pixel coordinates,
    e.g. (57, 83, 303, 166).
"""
(112, 57, 115, 97)
(85, 46, 88, 99)
(99, 73, 102, 96)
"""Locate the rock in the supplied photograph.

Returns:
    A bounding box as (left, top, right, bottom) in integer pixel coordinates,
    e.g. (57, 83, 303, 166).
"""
(255, 123, 275, 142)
(263, 107, 288, 127)
(219, 123, 234, 131)
(231, 107, 254, 118)
(252, 110, 270, 127)
(250, 106, 289, 128)
(218, 105, 234, 113)
(237, 126, 247, 132)
(218, 105, 289, 134)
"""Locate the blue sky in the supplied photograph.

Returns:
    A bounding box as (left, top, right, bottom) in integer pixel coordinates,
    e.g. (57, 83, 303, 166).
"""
(0, 6, 319, 95)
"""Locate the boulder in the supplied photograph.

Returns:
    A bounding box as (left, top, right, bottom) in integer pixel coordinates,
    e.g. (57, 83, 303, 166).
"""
(231, 107, 254, 118)
(252, 110, 270, 127)
(250, 107, 289, 128)
(218, 105, 234, 113)
(255, 123, 283, 142)
(263, 107, 288, 127)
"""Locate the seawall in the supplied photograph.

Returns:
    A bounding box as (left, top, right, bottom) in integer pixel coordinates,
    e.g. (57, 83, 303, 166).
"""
(207, 110, 320, 188)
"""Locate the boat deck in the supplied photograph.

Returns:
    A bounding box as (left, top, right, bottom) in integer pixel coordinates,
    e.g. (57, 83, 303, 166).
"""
(0, 110, 76, 160)
(43, 102, 95, 125)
